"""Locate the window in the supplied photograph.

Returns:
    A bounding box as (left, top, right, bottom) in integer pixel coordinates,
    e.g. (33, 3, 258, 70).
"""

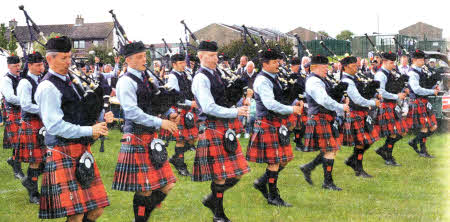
(74, 40, 85, 49)
(79, 40, 85, 49)
(93, 40, 98, 47)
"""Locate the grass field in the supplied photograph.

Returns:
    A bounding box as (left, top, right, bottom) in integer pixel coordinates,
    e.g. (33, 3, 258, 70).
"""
(0, 127, 448, 222)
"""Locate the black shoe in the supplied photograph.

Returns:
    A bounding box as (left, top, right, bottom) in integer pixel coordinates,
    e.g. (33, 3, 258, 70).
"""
(267, 192, 292, 207)
(408, 140, 420, 154)
(322, 182, 342, 191)
(419, 152, 435, 158)
(29, 194, 40, 204)
(355, 170, 373, 178)
(21, 178, 40, 204)
(213, 215, 231, 222)
(253, 179, 268, 200)
(344, 155, 357, 171)
(299, 165, 313, 185)
(169, 157, 191, 177)
(7, 157, 24, 180)
(202, 194, 216, 215)
(385, 159, 401, 166)
(295, 143, 304, 151)
(375, 147, 388, 161)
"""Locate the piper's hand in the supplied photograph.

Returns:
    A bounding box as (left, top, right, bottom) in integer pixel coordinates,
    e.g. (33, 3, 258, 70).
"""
(345, 97, 350, 105)
(397, 92, 406, 100)
(293, 105, 302, 115)
(404, 88, 410, 95)
(104, 111, 114, 123)
(375, 99, 381, 108)
(191, 101, 198, 109)
(434, 87, 440, 96)
(110, 88, 116, 97)
(161, 119, 178, 134)
(237, 106, 249, 117)
(169, 113, 180, 124)
(92, 122, 108, 140)
(343, 104, 350, 113)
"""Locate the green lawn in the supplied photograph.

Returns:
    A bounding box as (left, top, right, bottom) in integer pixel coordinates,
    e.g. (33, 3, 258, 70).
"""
(0, 127, 448, 222)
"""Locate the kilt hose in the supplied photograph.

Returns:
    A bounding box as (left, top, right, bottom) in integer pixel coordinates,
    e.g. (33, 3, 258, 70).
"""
(246, 116, 294, 164)
(39, 143, 109, 219)
(112, 132, 176, 192)
(192, 119, 250, 182)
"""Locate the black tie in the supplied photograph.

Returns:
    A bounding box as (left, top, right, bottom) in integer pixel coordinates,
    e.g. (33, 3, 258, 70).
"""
(65, 76, 72, 85)
(213, 69, 223, 85)
(141, 72, 151, 88)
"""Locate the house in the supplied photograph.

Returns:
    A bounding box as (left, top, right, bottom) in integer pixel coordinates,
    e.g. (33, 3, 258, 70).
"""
(7, 15, 114, 59)
(399, 22, 443, 41)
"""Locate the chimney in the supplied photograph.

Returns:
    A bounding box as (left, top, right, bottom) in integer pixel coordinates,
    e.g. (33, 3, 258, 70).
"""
(9, 19, 17, 29)
(75, 15, 84, 26)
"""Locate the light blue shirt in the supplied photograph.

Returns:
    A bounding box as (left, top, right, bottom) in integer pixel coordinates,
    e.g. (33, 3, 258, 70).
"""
(0, 72, 20, 105)
(167, 70, 192, 106)
(305, 74, 344, 113)
(17, 72, 40, 114)
(35, 69, 92, 139)
(253, 70, 293, 115)
(342, 73, 376, 108)
(116, 67, 163, 128)
(398, 65, 410, 75)
(374, 67, 399, 100)
(408, 65, 435, 96)
(191, 66, 238, 118)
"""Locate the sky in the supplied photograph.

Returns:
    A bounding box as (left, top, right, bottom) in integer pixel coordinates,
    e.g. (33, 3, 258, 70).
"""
(0, 0, 449, 44)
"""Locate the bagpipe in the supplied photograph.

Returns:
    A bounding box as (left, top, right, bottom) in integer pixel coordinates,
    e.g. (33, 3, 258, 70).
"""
(319, 41, 349, 102)
(385, 68, 409, 94)
(420, 64, 442, 90)
(355, 72, 380, 100)
(19, 5, 105, 126)
(110, 10, 183, 116)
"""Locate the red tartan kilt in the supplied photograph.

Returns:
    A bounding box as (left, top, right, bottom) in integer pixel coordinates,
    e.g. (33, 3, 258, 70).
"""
(160, 108, 198, 142)
(39, 143, 109, 219)
(406, 98, 437, 130)
(112, 132, 176, 192)
(3, 105, 21, 149)
(304, 113, 341, 153)
(16, 117, 46, 163)
(342, 110, 379, 146)
(295, 109, 308, 129)
(376, 101, 408, 137)
(192, 119, 250, 182)
(246, 116, 294, 164)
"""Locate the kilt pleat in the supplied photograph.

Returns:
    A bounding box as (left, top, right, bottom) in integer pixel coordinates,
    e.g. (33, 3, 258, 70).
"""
(112, 132, 176, 192)
(304, 113, 341, 153)
(406, 98, 437, 130)
(246, 116, 294, 164)
(192, 119, 250, 182)
(39, 143, 109, 219)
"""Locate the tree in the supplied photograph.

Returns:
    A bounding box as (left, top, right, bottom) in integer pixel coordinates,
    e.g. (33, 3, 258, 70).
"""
(218, 35, 295, 69)
(336, 30, 354, 41)
(86, 45, 115, 65)
(0, 23, 18, 54)
(318, 31, 330, 39)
